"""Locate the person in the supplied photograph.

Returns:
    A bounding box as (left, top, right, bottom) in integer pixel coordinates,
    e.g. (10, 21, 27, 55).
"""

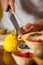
(0, 0, 43, 34)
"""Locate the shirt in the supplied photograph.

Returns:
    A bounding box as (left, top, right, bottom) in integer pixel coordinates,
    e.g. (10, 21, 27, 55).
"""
(15, 0, 38, 27)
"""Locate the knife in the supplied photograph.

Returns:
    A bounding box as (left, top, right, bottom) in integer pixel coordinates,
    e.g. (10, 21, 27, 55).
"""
(7, 6, 22, 35)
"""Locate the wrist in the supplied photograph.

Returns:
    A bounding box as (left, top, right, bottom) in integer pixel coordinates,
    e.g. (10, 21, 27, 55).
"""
(34, 24, 43, 31)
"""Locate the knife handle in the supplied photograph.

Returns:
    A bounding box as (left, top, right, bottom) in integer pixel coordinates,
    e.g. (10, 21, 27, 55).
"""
(7, 5, 11, 12)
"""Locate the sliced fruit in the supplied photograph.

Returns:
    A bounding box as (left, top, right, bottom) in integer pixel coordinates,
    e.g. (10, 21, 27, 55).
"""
(12, 28, 18, 36)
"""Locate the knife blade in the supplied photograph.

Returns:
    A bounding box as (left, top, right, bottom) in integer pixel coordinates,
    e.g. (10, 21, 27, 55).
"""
(8, 12, 22, 35)
(7, 5, 22, 35)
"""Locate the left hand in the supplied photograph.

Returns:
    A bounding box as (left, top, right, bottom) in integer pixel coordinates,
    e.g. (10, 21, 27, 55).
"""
(21, 24, 40, 34)
(21, 23, 32, 34)
(21, 19, 43, 34)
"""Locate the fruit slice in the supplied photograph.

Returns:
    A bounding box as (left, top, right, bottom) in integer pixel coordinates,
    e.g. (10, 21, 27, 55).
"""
(12, 28, 18, 36)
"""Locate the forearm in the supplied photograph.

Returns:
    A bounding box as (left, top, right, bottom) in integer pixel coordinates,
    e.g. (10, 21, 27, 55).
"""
(34, 19, 43, 31)
(35, 19, 43, 25)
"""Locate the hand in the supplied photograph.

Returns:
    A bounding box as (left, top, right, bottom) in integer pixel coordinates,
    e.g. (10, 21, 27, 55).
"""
(21, 24, 40, 34)
(21, 22, 43, 34)
(21, 23, 33, 34)
(0, 0, 15, 13)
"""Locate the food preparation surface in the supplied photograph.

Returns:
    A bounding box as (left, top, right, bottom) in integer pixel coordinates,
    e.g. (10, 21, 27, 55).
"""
(0, 45, 37, 65)
(0, 45, 17, 65)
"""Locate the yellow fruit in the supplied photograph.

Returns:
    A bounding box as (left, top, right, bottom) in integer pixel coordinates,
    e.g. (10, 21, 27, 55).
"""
(3, 51, 14, 65)
(4, 34, 18, 52)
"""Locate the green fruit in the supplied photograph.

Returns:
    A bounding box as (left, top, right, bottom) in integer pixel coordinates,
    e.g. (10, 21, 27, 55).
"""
(12, 28, 18, 36)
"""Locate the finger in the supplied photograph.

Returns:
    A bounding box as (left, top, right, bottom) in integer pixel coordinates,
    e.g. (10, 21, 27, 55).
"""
(25, 23, 32, 29)
(27, 25, 38, 32)
(21, 25, 33, 34)
(9, 0, 15, 14)
(21, 23, 32, 34)
(25, 25, 34, 33)
(1, 0, 8, 11)
(22, 23, 32, 30)
(21, 26, 26, 34)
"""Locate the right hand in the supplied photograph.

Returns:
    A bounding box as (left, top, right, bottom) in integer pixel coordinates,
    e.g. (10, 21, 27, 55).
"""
(0, 0, 15, 13)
